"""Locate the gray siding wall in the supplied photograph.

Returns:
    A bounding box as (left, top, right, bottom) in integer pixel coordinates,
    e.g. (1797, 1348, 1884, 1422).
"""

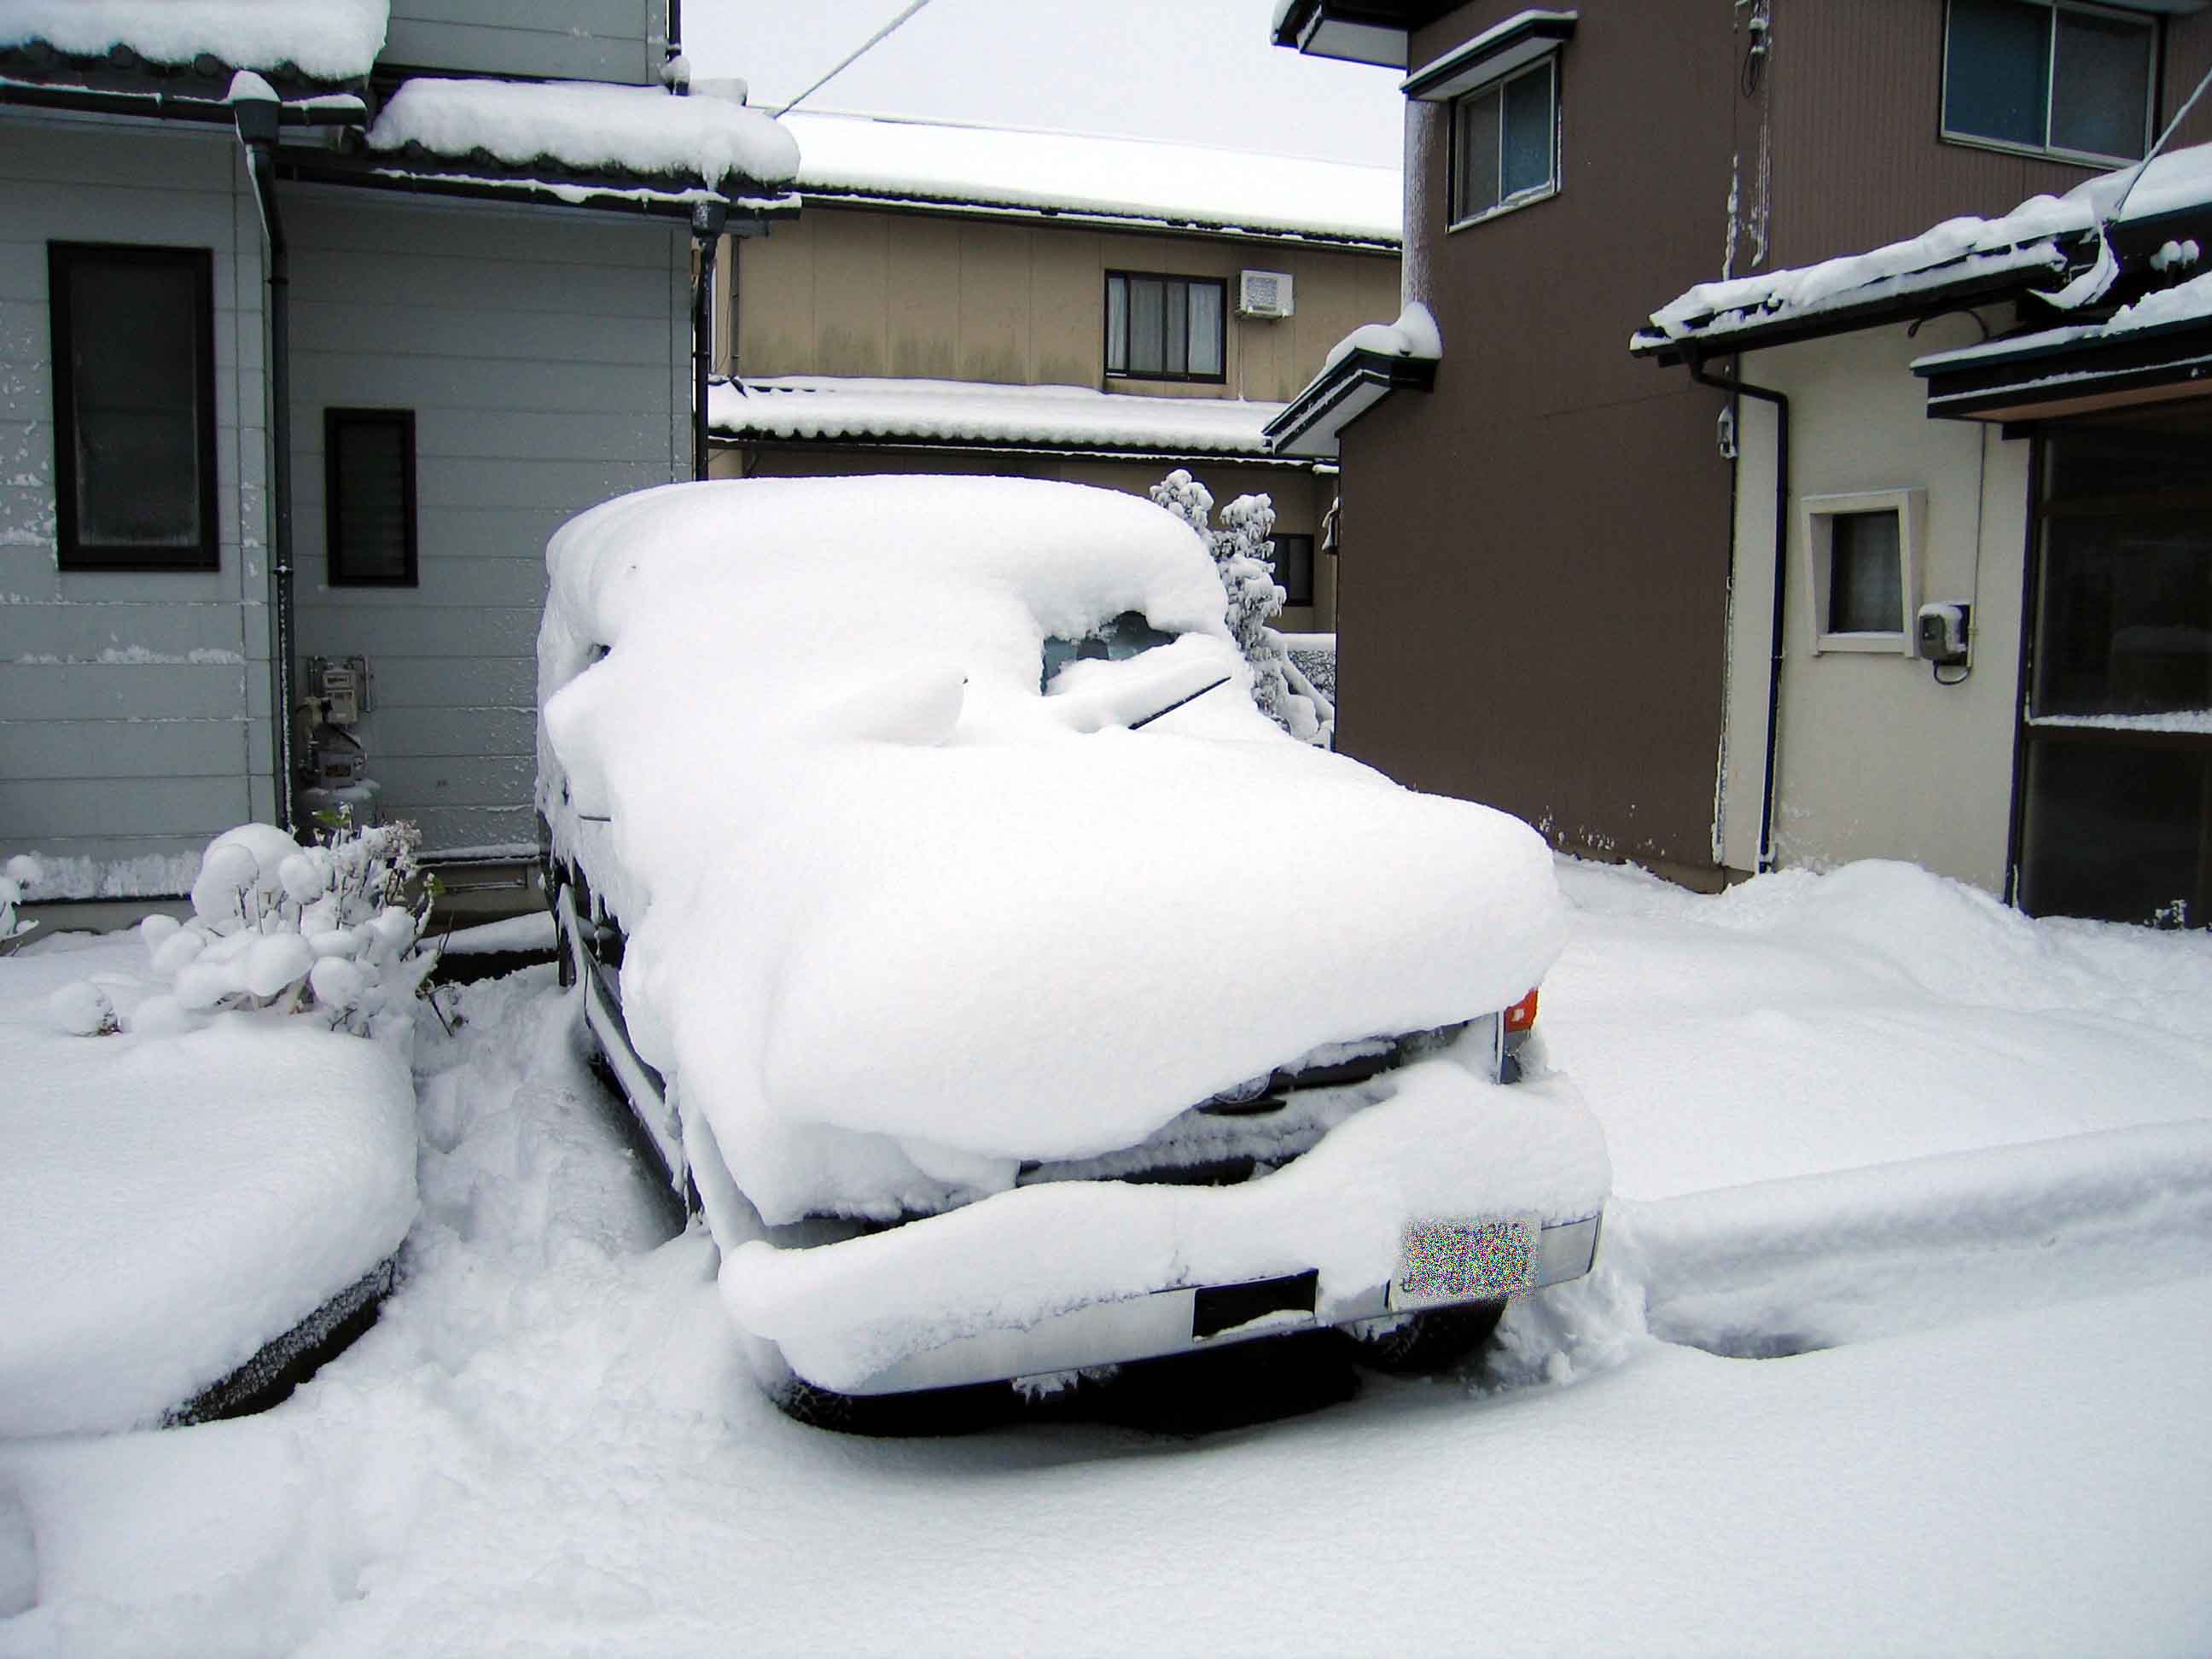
(288, 195, 688, 855)
(381, 0, 667, 84)
(0, 115, 270, 898)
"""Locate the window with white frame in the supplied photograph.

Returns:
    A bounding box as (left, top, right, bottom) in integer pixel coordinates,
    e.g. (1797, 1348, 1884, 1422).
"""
(1451, 56, 1558, 225)
(1942, 0, 2155, 165)
(1105, 271, 1226, 383)
(1802, 490, 1924, 655)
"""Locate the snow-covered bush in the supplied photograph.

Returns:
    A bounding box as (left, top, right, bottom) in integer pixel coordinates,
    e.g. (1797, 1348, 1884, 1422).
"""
(89, 818, 434, 1040)
(0, 854, 39, 957)
(1148, 470, 1328, 744)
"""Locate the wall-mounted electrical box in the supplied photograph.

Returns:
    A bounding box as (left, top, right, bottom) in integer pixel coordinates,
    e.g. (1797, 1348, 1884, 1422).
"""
(1916, 602, 1970, 667)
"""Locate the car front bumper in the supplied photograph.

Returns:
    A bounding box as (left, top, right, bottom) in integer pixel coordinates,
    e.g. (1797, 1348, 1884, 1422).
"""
(719, 1058, 1613, 1397)
(832, 1212, 1603, 1395)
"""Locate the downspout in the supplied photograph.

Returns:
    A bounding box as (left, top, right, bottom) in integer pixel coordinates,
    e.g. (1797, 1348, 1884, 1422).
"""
(233, 81, 296, 831)
(1687, 350, 1789, 874)
(690, 201, 725, 481)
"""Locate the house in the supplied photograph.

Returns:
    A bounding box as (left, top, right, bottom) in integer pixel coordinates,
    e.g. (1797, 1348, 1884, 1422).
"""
(707, 108, 1406, 635)
(1266, 0, 2212, 923)
(0, 0, 797, 917)
(1631, 145, 2212, 930)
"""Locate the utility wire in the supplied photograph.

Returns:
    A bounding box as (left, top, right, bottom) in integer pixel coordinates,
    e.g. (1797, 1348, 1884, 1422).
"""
(773, 0, 934, 119)
(2111, 60, 2212, 224)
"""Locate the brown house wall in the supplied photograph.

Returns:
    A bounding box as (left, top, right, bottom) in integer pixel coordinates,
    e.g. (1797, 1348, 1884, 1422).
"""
(1767, 1, 2212, 270)
(1337, 2, 1742, 876)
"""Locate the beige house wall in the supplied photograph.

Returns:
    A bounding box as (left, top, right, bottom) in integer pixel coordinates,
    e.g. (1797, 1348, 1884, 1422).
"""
(1725, 317, 2031, 894)
(711, 443, 1336, 632)
(734, 206, 1400, 405)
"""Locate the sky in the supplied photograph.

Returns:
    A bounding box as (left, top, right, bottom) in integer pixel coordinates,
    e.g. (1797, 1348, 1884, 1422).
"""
(683, 0, 1406, 167)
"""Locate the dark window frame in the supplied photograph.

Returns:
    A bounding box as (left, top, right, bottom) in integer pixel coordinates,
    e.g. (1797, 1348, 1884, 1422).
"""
(48, 242, 219, 573)
(1103, 271, 1229, 387)
(1273, 532, 1316, 608)
(2011, 407, 2212, 926)
(1940, 0, 2158, 167)
(323, 407, 419, 588)
(1447, 55, 1561, 230)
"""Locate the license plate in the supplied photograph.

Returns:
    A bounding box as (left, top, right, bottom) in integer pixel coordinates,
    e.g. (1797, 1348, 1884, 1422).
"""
(1391, 1215, 1539, 1310)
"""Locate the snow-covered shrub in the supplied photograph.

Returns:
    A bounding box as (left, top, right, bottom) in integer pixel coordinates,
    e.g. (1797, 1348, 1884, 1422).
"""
(1148, 471, 1328, 744)
(118, 818, 433, 1039)
(0, 854, 39, 957)
(1146, 466, 1214, 540)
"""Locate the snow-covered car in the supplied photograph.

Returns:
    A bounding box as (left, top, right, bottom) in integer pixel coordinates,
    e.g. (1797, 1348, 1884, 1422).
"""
(535, 475, 1609, 1423)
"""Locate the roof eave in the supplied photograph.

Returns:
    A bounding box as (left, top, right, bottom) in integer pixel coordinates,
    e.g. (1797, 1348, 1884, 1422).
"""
(1916, 314, 2212, 422)
(711, 428, 1309, 469)
(1263, 346, 1437, 457)
(792, 185, 1398, 252)
(1630, 259, 2077, 364)
(279, 148, 802, 222)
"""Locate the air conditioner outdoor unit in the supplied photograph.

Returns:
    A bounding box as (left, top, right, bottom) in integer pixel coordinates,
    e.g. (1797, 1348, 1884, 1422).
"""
(1237, 269, 1295, 318)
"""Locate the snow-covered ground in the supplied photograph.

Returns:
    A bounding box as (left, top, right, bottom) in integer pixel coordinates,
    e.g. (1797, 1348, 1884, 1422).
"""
(3, 859, 2209, 1655)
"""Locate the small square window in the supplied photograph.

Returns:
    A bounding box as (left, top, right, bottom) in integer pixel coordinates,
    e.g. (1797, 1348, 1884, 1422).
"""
(324, 409, 417, 586)
(1451, 58, 1558, 226)
(1105, 271, 1227, 384)
(1802, 490, 1924, 655)
(1830, 513, 1903, 634)
(48, 243, 218, 571)
(1273, 533, 1315, 608)
(1942, 0, 2153, 165)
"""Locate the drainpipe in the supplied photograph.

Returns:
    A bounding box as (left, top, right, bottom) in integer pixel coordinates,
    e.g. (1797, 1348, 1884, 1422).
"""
(1687, 350, 1789, 874)
(233, 79, 297, 832)
(690, 200, 726, 481)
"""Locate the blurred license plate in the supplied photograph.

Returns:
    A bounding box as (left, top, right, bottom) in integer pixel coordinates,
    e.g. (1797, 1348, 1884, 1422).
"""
(1391, 1215, 1539, 1310)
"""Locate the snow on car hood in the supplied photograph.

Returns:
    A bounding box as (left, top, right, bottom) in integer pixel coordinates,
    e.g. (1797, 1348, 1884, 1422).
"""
(539, 476, 1565, 1223)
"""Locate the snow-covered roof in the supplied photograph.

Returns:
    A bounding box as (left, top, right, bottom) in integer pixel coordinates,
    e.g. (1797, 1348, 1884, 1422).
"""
(1634, 142, 2212, 353)
(709, 376, 1295, 460)
(0, 0, 388, 81)
(778, 109, 1400, 247)
(366, 78, 800, 189)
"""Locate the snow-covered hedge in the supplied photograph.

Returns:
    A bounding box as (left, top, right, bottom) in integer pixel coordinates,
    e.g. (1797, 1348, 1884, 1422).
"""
(0, 853, 38, 956)
(49, 820, 433, 1041)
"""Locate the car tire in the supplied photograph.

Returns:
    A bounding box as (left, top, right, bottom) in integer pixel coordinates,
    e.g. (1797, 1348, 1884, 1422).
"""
(1335, 1300, 1507, 1374)
(552, 884, 578, 990)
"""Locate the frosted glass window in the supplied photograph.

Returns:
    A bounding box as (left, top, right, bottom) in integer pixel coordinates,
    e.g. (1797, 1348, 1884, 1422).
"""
(1830, 512, 1904, 634)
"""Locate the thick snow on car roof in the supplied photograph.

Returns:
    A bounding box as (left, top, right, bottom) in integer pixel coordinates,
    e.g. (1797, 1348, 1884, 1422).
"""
(539, 476, 1563, 1223)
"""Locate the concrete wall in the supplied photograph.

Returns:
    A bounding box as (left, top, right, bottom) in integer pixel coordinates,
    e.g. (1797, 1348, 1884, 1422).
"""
(735, 207, 1400, 406)
(1726, 318, 2031, 893)
(0, 115, 270, 896)
(382, 0, 666, 84)
(715, 443, 1336, 632)
(288, 192, 690, 855)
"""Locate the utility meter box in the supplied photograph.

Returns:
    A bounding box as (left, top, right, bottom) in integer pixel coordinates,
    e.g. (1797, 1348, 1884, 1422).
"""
(310, 655, 370, 726)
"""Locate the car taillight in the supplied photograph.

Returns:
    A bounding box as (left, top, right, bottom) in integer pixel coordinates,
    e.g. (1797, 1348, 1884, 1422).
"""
(1504, 987, 1540, 1033)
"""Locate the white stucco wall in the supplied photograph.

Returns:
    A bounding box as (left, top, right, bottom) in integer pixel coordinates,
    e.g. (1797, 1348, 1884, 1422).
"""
(1721, 318, 2033, 894)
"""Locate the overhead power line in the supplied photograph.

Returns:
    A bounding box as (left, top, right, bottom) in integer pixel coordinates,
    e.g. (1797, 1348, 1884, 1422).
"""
(774, 0, 934, 119)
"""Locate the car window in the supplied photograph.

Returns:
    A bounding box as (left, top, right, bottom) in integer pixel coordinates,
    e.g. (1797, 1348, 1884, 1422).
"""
(1040, 611, 1179, 691)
